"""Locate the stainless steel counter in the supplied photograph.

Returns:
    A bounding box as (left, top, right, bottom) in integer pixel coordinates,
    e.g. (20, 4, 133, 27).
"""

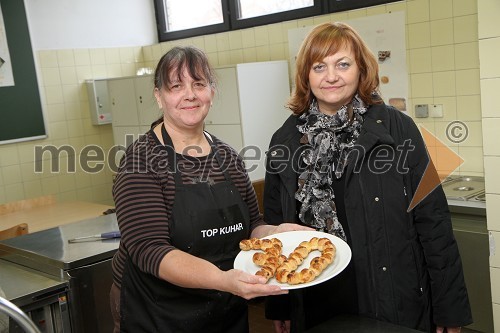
(0, 214, 119, 278)
(447, 199, 486, 216)
(0, 214, 120, 333)
(0, 260, 66, 308)
(0, 260, 71, 332)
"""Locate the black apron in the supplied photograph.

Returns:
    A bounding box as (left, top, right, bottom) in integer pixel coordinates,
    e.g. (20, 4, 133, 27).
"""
(120, 126, 251, 333)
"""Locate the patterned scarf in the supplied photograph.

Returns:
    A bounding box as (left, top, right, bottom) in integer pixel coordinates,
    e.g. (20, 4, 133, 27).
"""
(295, 95, 367, 240)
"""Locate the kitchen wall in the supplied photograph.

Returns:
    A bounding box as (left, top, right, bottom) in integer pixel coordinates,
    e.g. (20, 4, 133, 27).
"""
(0, 0, 484, 206)
(479, 0, 500, 331)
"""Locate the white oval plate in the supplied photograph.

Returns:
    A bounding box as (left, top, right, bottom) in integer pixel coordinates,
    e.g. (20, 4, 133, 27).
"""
(234, 230, 352, 290)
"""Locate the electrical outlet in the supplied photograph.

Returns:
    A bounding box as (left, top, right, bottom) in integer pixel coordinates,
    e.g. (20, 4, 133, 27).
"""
(430, 104, 443, 118)
(415, 104, 429, 118)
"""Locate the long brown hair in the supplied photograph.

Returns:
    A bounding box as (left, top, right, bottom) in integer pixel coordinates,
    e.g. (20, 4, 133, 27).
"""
(289, 22, 382, 115)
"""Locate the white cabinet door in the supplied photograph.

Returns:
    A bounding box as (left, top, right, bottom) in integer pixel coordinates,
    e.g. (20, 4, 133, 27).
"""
(236, 61, 291, 181)
(112, 125, 141, 149)
(204, 124, 243, 153)
(205, 67, 241, 125)
(108, 78, 139, 126)
(134, 75, 160, 127)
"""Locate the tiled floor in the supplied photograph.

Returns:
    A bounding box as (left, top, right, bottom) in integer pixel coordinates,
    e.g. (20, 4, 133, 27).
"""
(248, 297, 275, 333)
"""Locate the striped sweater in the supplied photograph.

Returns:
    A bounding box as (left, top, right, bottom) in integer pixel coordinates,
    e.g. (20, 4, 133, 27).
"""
(111, 130, 265, 288)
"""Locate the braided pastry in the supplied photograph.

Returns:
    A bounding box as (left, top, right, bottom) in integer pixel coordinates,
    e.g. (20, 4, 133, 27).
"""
(275, 237, 336, 285)
(239, 238, 285, 281)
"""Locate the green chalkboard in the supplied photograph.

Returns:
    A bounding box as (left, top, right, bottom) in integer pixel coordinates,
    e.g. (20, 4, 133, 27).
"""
(0, 0, 46, 144)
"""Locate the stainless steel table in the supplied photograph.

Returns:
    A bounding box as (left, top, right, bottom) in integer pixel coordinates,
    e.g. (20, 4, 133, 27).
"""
(0, 260, 70, 332)
(0, 214, 120, 333)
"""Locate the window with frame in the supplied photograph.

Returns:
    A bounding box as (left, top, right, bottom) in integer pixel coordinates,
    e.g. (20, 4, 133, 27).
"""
(154, 0, 402, 42)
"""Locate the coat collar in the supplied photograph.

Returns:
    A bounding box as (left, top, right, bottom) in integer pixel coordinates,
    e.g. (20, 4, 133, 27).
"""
(358, 102, 395, 149)
(344, 103, 395, 182)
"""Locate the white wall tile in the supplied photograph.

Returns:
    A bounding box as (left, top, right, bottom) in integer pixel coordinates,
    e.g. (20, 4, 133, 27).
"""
(408, 22, 431, 48)
(454, 15, 478, 43)
(39, 50, 59, 68)
(329, 12, 348, 23)
(484, 156, 500, 194)
(433, 71, 456, 97)
(431, 45, 455, 71)
(0, 146, 20, 167)
(57, 50, 75, 67)
(430, 18, 454, 46)
(282, 21, 298, 41)
(458, 146, 484, 174)
(4, 183, 25, 203)
(255, 45, 270, 62)
(411, 73, 434, 97)
(46, 103, 66, 123)
(430, 0, 453, 20)
(204, 35, 218, 53)
(487, 195, 500, 231)
(410, 48, 432, 73)
(455, 42, 479, 70)
(241, 29, 256, 48)
(453, 0, 477, 16)
(456, 95, 481, 121)
(229, 49, 244, 65)
(268, 23, 284, 44)
(41, 67, 62, 86)
(492, 267, 500, 303)
(2, 165, 22, 185)
(481, 79, 500, 118)
(478, 0, 500, 38)
(479, 37, 500, 79)
(89, 49, 106, 65)
(458, 120, 483, 147)
(493, 303, 500, 333)
(456, 69, 480, 95)
(118, 47, 135, 64)
(228, 30, 243, 50)
(104, 48, 121, 64)
(482, 118, 500, 156)
(59, 67, 78, 85)
(23, 180, 43, 199)
(41, 177, 60, 196)
(407, 0, 430, 24)
(254, 26, 270, 46)
(44, 86, 64, 105)
(270, 43, 286, 61)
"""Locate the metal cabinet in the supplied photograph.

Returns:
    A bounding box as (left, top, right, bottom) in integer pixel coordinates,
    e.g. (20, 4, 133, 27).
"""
(451, 209, 493, 333)
(86, 79, 112, 125)
(107, 75, 160, 149)
(0, 215, 120, 333)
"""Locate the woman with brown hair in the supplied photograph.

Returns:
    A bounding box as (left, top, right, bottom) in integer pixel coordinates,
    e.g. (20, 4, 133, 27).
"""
(263, 22, 471, 333)
(109, 45, 310, 333)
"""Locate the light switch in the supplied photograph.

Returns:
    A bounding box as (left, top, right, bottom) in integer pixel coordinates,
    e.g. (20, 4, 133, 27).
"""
(430, 104, 443, 118)
(415, 104, 429, 118)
